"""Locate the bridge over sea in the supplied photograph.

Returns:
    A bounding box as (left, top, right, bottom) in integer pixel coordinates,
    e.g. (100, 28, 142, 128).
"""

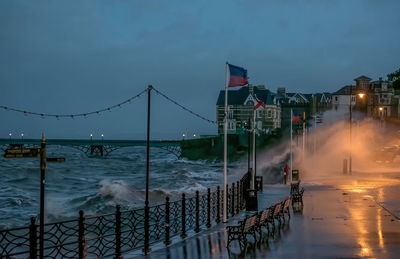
(0, 138, 182, 157)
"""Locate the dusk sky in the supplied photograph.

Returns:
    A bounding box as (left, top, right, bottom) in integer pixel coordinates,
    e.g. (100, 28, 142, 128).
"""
(1, 0, 399, 139)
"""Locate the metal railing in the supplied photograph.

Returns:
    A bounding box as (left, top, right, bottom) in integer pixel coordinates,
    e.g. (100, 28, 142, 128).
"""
(1, 173, 251, 258)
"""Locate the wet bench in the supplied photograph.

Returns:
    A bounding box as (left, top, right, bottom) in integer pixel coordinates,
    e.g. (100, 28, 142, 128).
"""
(290, 182, 304, 204)
(226, 214, 258, 249)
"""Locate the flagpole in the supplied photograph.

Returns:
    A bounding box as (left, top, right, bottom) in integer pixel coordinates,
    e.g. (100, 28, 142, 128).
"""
(223, 62, 229, 223)
(302, 112, 306, 162)
(290, 109, 293, 183)
(252, 107, 256, 190)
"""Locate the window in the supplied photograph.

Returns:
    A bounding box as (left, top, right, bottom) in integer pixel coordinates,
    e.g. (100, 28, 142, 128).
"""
(228, 110, 233, 119)
(335, 96, 338, 102)
(267, 109, 272, 118)
(257, 110, 263, 118)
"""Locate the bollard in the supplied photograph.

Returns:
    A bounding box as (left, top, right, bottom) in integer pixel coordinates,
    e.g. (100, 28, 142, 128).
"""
(78, 210, 85, 259)
(164, 197, 171, 245)
(216, 186, 220, 223)
(29, 217, 37, 259)
(206, 188, 211, 228)
(231, 183, 235, 216)
(181, 193, 186, 238)
(195, 191, 200, 232)
(115, 205, 121, 259)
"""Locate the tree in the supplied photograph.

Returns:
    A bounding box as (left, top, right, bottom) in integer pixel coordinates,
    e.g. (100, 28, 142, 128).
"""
(387, 68, 400, 90)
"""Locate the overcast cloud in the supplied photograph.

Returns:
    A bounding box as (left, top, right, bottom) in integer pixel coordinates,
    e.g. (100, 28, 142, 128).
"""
(1, 0, 399, 139)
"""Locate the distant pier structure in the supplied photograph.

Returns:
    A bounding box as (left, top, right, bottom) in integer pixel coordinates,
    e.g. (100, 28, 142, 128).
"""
(0, 138, 182, 157)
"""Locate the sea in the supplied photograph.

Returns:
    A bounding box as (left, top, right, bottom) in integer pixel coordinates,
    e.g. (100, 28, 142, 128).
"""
(0, 146, 254, 229)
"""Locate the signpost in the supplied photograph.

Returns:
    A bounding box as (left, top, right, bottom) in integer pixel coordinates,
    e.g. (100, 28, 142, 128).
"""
(3, 133, 65, 258)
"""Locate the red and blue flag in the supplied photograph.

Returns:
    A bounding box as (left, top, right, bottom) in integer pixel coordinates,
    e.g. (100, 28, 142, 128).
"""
(227, 64, 248, 87)
(292, 110, 301, 123)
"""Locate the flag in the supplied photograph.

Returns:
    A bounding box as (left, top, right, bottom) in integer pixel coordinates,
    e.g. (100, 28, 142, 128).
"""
(227, 63, 248, 87)
(292, 111, 301, 123)
(254, 95, 265, 110)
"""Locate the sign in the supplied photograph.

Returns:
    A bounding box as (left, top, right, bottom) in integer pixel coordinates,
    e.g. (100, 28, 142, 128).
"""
(4, 148, 41, 158)
(46, 157, 66, 162)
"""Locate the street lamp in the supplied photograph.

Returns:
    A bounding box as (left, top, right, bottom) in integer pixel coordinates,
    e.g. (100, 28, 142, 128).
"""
(21, 133, 24, 140)
(349, 91, 367, 174)
(101, 134, 104, 141)
(193, 134, 196, 138)
(9, 133, 12, 140)
(90, 133, 93, 141)
(182, 133, 186, 139)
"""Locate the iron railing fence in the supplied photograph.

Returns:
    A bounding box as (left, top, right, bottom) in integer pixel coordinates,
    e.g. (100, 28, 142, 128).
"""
(1, 173, 251, 258)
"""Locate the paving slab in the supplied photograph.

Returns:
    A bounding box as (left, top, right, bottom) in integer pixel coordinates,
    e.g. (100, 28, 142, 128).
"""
(133, 173, 400, 258)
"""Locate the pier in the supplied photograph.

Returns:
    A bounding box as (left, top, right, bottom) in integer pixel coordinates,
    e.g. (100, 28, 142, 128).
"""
(0, 138, 182, 157)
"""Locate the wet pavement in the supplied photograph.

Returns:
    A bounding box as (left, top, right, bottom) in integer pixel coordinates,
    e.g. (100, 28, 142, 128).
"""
(132, 172, 400, 258)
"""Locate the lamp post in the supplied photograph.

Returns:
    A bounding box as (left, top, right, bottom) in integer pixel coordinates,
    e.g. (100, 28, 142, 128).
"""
(349, 91, 365, 175)
(21, 133, 24, 140)
(379, 106, 384, 128)
(9, 133, 12, 140)
(101, 134, 104, 141)
(90, 133, 93, 141)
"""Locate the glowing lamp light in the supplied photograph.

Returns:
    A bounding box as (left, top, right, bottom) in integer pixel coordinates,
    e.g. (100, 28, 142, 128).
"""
(358, 93, 365, 98)
(193, 134, 196, 137)
(379, 107, 383, 111)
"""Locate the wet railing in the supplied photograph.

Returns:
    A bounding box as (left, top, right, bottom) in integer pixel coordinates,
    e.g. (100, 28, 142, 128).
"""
(1, 173, 250, 258)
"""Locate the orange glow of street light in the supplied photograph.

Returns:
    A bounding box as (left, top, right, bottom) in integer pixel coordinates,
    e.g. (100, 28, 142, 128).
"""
(358, 93, 365, 98)
(379, 107, 383, 111)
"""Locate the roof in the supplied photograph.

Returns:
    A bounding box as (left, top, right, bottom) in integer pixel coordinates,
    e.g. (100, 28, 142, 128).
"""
(354, 75, 372, 81)
(332, 85, 356, 95)
(216, 86, 275, 106)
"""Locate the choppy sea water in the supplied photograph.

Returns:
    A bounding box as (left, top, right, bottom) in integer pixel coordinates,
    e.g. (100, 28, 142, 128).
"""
(0, 146, 251, 229)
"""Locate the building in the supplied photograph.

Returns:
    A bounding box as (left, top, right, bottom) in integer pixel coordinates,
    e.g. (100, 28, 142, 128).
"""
(368, 77, 395, 118)
(332, 75, 400, 120)
(216, 85, 281, 135)
(331, 85, 356, 110)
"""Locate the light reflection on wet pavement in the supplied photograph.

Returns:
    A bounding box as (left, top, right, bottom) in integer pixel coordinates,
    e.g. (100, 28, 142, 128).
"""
(133, 172, 400, 258)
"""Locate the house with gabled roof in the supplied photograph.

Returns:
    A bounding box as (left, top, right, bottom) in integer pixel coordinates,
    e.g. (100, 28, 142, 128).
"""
(216, 85, 281, 135)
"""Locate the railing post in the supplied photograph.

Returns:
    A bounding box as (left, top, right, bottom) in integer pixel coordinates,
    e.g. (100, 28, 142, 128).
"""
(206, 188, 211, 228)
(236, 181, 240, 214)
(231, 183, 235, 215)
(216, 186, 220, 223)
(29, 217, 37, 259)
(195, 191, 200, 232)
(78, 210, 85, 259)
(181, 193, 186, 238)
(115, 205, 121, 259)
(164, 196, 171, 246)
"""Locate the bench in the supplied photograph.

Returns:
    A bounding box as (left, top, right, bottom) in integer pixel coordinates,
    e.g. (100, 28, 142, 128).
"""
(226, 214, 258, 249)
(290, 182, 304, 205)
(290, 181, 300, 196)
(280, 198, 291, 221)
(256, 207, 273, 238)
(271, 202, 282, 231)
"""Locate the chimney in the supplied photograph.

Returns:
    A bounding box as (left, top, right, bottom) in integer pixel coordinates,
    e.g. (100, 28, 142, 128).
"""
(249, 84, 254, 94)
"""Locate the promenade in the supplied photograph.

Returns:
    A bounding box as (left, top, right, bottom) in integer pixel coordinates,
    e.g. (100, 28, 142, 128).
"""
(137, 172, 400, 258)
